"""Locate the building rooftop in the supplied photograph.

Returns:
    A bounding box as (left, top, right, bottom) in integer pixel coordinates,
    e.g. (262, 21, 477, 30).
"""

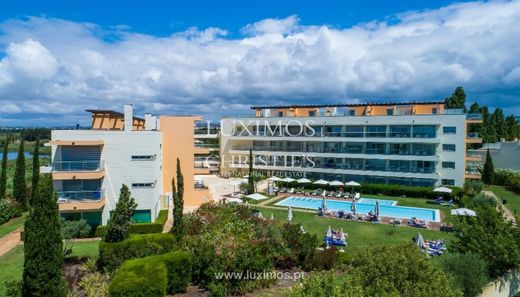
(250, 101, 445, 110)
(85, 109, 145, 121)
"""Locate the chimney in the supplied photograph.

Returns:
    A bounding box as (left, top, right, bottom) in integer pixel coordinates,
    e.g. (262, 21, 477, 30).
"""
(144, 113, 157, 130)
(124, 104, 133, 131)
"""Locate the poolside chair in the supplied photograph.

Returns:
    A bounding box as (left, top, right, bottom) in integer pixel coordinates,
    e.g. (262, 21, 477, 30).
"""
(440, 199, 454, 206)
(288, 188, 295, 194)
(328, 191, 334, 197)
(311, 190, 318, 196)
(335, 192, 342, 198)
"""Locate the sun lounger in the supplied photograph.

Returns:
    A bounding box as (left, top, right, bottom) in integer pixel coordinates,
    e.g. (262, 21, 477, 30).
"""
(440, 199, 454, 206)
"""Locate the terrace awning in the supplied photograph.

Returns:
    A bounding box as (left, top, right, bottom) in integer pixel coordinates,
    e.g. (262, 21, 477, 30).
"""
(245, 193, 268, 201)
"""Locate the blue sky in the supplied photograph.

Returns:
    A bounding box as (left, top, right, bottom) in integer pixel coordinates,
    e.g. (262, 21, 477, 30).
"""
(0, 0, 519, 126)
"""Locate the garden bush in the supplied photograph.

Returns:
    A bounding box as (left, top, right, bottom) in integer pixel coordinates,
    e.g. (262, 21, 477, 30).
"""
(98, 233, 175, 271)
(108, 257, 168, 297)
(95, 209, 168, 237)
(159, 251, 192, 294)
(0, 200, 22, 225)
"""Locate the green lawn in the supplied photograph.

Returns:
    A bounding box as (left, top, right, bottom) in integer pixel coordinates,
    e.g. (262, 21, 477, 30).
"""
(485, 185, 520, 216)
(256, 206, 455, 254)
(0, 240, 100, 296)
(0, 214, 26, 238)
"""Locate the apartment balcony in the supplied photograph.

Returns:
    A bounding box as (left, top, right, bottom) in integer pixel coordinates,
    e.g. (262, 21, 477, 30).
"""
(48, 140, 104, 146)
(57, 190, 106, 211)
(52, 160, 105, 180)
(194, 129, 219, 139)
(465, 153, 482, 162)
(194, 143, 219, 154)
(466, 113, 483, 124)
(466, 132, 483, 144)
(465, 169, 481, 179)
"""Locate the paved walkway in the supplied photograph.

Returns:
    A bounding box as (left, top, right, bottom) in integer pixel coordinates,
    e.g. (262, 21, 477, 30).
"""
(0, 228, 22, 257)
(483, 190, 517, 224)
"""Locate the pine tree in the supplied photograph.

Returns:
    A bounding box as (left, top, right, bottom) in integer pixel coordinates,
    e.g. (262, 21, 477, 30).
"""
(31, 140, 40, 205)
(247, 149, 255, 194)
(104, 184, 137, 242)
(22, 174, 66, 297)
(505, 115, 518, 141)
(482, 149, 495, 185)
(171, 158, 185, 242)
(0, 141, 8, 200)
(444, 86, 467, 111)
(13, 141, 28, 209)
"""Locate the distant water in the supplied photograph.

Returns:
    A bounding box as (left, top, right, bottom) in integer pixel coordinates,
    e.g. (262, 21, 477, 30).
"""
(7, 152, 50, 161)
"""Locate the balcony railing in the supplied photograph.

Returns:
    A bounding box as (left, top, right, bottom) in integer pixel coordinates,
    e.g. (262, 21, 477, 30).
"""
(467, 132, 480, 138)
(467, 113, 483, 120)
(57, 189, 104, 201)
(231, 145, 437, 156)
(194, 143, 219, 148)
(52, 160, 103, 172)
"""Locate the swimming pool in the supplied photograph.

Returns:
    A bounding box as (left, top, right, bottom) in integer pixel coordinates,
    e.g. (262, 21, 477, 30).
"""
(275, 196, 440, 222)
(357, 198, 397, 206)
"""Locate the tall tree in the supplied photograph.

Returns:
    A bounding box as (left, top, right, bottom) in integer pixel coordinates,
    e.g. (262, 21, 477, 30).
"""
(444, 86, 467, 111)
(505, 115, 519, 141)
(22, 174, 66, 297)
(481, 149, 494, 185)
(13, 141, 28, 209)
(171, 158, 185, 242)
(452, 205, 520, 278)
(491, 108, 506, 140)
(247, 149, 255, 194)
(31, 140, 40, 205)
(104, 184, 137, 242)
(0, 141, 8, 200)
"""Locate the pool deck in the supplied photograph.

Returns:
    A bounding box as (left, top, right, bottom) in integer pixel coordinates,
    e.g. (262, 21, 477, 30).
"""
(258, 194, 443, 230)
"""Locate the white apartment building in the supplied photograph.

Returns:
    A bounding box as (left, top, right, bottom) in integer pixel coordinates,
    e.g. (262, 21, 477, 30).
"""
(48, 105, 213, 227)
(220, 102, 482, 187)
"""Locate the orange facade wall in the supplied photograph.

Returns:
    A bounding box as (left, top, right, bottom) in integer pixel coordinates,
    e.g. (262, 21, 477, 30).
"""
(91, 114, 145, 130)
(160, 116, 212, 207)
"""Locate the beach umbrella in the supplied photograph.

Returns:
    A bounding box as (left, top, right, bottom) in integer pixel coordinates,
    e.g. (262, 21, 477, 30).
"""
(313, 179, 329, 185)
(270, 213, 274, 221)
(351, 199, 356, 216)
(326, 226, 332, 238)
(374, 201, 380, 218)
(451, 208, 476, 216)
(267, 176, 282, 181)
(245, 193, 268, 201)
(297, 178, 312, 184)
(345, 181, 361, 187)
(227, 197, 243, 204)
(287, 207, 293, 223)
(328, 180, 344, 186)
(345, 180, 361, 193)
(415, 233, 426, 249)
(281, 177, 296, 183)
(433, 186, 452, 194)
(321, 196, 327, 211)
(256, 211, 264, 219)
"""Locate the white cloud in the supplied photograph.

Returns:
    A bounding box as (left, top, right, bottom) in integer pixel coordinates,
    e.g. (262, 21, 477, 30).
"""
(0, 1, 520, 125)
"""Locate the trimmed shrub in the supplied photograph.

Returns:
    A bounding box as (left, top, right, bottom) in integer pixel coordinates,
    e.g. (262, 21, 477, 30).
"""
(98, 233, 175, 271)
(160, 251, 192, 294)
(95, 209, 168, 237)
(0, 200, 22, 225)
(109, 257, 168, 297)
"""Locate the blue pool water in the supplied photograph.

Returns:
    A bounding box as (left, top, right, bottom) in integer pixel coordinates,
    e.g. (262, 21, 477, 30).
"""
(357, 198, 397, 206)
(275, 196, 439, 222)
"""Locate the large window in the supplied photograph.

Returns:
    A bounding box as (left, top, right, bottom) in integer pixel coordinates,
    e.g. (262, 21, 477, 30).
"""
(443, 126, 457, 134)
(412, 125, 436, 138)
(442, 179, 455, 186)
(366, 125, 386, 137)
(442, 161, 455, 169)
(442, 144, 456, 152)
(389, 125, 411, 137)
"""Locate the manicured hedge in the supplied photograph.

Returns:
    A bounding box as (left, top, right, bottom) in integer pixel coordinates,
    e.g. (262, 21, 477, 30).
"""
(158, 251, 192, 294)
(359, 183, 463, 199)
(95, 209, 168, 237)
(98, 233, 176, 271)
(0, 200, 22, 225)
(108, 251, 192, 297)
(109, 257, 168, 297)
